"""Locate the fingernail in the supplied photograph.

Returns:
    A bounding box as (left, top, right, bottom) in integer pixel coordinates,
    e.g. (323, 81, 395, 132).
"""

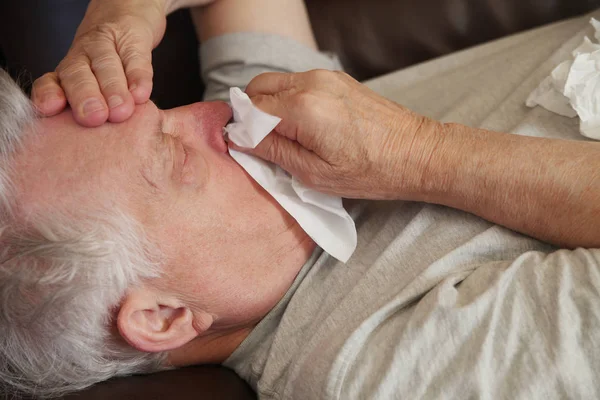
(82, 98, 105, 116)
(107, 95, 124, 109)
(129, 83, 138, 92)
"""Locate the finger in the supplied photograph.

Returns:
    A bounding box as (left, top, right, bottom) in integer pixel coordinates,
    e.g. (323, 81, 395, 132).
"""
(118, 40, 154, 105)
(31, 72, 67, 117)
(88, 43, 136, 123)
(250, 94, 309, 144)
(246, 72, 297, 97)
(229, 131, 321, 179)
(57, 57, 109, 127)
(249, 94, 300, 141)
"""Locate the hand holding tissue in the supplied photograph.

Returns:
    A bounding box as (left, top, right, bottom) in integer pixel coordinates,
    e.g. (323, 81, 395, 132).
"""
(527, 18, 600, 139)
(224, 88, 357, 263)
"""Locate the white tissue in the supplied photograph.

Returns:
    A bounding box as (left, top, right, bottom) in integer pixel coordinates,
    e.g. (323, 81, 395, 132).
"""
(526, 18, 600, 139)
(224, 87, 357, 263)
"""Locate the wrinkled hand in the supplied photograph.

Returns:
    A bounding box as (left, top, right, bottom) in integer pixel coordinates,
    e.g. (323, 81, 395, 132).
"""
(236, 70, 441, 200)
(31, 0, 169, 127)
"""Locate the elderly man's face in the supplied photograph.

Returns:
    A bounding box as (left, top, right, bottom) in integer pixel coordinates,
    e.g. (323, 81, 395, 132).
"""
(13, 100, 310, 356)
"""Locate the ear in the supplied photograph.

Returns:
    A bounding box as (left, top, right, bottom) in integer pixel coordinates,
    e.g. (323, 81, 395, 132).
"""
(117, 287, 213, 353)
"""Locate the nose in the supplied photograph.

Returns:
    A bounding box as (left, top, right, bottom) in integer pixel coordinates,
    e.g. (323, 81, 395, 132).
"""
(162, 101, 233, 153)
(162, 101, 233, 137)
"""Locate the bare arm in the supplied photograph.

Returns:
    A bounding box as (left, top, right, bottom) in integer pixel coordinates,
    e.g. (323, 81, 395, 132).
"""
(421, 123, 600, 248)
(190, 0, 317, 49)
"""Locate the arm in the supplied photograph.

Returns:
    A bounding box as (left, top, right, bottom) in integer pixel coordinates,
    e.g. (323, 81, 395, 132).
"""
(234, 70, 600, 249)
(189, 0, 334, 102)
(190, 0, 317, 49)
(422, 124, 600, 248)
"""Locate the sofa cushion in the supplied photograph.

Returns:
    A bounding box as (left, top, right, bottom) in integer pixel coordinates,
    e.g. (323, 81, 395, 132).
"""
(307, 0, 600, 80)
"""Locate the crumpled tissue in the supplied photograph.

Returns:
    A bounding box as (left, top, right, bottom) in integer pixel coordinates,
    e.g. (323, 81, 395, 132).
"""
(526, 18, 600, 139)
(224, 87, 357, 263)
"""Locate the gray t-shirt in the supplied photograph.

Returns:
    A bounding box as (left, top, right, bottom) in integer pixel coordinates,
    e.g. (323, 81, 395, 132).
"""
(202, 12, 600, 400)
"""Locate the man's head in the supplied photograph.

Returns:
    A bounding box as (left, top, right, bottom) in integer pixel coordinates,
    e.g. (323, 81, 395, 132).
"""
(0, 69, 313, 397)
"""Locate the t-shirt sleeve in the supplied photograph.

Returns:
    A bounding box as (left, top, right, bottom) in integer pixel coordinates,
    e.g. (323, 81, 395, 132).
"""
(200, 32, 342, 102)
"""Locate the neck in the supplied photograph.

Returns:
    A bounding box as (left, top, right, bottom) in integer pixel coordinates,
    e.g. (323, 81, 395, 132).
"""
(167, 217, 315, 367)
(167, 326, 255, 366)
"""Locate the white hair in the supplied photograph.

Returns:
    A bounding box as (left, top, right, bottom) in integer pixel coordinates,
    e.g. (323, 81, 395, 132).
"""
(0, 69, 167, 398)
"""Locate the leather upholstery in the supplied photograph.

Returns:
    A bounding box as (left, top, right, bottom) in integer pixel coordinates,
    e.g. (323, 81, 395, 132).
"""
(0, 0, 598, 399)
(306, 0, 600, 80)
(60, 366, 255, 400)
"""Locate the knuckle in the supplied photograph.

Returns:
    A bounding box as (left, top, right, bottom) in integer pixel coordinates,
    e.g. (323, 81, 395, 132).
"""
(90, 55, 120, 76)
(309, 69, 334, 84)
(334, 70, 350, 79)
(57, 60, 89, 81)
(72, 34, 107, 56)
(79, 23, 133, 56)
(292, 91, 323, 121)
(116, 28, 153, 54)
(334, 70, 354, 84)
(55, 59, 70, 76)
(69, 78, 97, 95)
(120, 46, 151, 64)
(90, 22, 120, 41)
(98, 76, 123, 92)
(292, 91, 315, 111)
(125, 66, 153, 81)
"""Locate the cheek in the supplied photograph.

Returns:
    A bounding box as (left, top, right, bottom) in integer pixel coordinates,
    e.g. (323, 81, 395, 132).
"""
(149, 153, 269, 270)
(193, 151, 250, 201)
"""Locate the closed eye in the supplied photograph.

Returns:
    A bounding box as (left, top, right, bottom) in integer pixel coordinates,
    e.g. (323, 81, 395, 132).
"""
(182, 144, 189, 167)
(140, 121, 174, 191)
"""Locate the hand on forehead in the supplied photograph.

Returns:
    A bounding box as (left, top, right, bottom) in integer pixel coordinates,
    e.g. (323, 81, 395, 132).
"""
(30, 2, 166, 127)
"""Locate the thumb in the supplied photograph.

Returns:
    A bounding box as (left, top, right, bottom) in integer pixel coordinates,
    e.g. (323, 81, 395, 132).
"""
(229, 131, 323, 179)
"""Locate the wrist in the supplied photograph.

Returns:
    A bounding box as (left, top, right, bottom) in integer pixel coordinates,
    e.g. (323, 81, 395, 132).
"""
(382, 115, 450, 202)
(414, 121, 458, 204)
(414, 122, 501, 209)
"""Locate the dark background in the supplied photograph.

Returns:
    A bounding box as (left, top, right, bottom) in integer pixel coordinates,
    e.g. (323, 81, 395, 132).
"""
(0, 2, 204, 109)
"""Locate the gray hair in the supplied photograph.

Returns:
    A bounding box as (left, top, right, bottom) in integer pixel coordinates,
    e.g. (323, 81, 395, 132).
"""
(0, 69, 167, 398)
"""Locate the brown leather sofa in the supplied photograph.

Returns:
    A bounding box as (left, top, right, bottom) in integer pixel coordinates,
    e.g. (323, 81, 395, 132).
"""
(0, 0, 598, 398)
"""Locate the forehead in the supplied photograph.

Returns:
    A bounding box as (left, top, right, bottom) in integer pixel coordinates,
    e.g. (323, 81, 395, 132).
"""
(12, 104, 160, 217)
